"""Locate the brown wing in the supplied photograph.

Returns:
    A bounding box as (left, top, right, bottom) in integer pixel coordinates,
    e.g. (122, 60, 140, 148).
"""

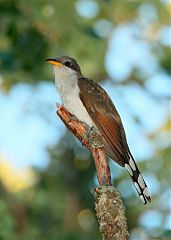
(78, 77, 132, 167)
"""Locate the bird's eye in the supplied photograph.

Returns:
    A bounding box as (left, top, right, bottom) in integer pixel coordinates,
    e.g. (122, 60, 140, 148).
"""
(64, 61, 71, 67)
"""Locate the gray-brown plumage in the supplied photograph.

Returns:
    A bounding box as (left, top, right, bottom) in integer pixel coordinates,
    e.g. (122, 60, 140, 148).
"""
(46, 56, 151, 204)
(78, 77, 130, 166)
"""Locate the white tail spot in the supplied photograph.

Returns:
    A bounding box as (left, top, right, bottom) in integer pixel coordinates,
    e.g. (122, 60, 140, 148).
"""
(129, 158, 136, 171)
(125, 164, 133, 176)
(134, 182, 141, 194)
(140, 195, 146, 204)
(138, 174, 146, 189)
(143, 187, 150, 197)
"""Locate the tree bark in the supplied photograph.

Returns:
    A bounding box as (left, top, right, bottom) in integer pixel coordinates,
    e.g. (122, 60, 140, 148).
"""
(56, 104, 129, 240)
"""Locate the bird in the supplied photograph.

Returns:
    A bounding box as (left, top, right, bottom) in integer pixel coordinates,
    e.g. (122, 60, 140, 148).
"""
(46, 56, 151, 204)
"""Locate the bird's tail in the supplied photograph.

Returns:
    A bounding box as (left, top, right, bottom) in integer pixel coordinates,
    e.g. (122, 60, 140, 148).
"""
(124, 156, 151, 204)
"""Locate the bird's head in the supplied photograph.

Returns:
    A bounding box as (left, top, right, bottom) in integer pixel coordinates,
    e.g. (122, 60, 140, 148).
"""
(46, 56, 81, 75)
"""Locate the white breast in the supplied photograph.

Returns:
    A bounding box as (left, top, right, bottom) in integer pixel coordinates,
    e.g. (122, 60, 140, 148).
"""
(54, 65, 94, 127)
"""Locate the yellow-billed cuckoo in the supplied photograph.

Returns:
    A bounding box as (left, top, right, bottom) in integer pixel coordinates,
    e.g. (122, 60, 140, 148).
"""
(46, 56, 151, 204)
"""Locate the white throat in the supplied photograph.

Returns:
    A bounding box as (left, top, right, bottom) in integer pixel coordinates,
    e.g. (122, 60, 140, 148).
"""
(53, 65, 94, 127)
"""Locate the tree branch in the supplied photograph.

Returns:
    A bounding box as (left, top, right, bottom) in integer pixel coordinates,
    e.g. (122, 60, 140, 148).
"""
(56, 103, 129, 240)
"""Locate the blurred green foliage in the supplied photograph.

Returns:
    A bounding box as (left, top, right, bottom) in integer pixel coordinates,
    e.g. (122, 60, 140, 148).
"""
(0, 0, 171, 240)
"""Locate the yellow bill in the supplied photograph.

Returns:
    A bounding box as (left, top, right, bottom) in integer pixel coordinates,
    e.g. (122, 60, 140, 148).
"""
(46, 59, 62, 67)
